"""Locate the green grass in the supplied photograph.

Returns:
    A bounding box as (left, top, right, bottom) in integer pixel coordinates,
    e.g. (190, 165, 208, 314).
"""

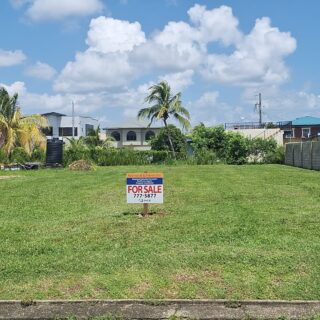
(0, 164, 320, 300)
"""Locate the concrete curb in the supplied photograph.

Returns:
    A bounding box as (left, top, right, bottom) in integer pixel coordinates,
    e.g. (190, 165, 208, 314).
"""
(0, 300, 320, 320)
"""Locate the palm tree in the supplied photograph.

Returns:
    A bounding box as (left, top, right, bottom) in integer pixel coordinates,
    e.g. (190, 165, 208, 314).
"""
(137, 81, 191, 156)
(0, 87, 48, 156)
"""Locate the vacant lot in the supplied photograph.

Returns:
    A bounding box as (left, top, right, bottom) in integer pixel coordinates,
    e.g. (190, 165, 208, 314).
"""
(0, 165, 319, 300)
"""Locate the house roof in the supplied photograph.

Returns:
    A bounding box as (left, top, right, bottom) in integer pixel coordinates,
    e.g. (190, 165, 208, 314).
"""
(292, 116, 320, 126)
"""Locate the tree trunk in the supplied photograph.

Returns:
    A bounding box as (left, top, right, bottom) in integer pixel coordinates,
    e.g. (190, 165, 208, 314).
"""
(163, 119, 176, 159)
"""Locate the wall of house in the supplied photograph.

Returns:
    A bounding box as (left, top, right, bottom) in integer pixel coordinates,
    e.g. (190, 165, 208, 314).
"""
(227, 128, 284, 145)
(46, 115, 98, 139)
(106, 128, 161, 150)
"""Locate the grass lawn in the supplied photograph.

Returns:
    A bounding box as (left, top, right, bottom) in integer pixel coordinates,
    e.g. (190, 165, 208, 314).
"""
(0, 164, 320, 300)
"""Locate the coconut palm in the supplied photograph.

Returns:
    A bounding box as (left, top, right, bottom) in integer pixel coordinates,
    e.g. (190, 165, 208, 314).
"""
(137, 81, 191, 156)
(0, 87, 48, 156)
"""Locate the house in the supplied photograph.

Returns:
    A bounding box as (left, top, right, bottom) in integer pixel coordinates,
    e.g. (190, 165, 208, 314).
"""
(225, 121, 290, 145)
(42, 112, 98, 140)
(104, 125, 162, 150)
(283, 116, 320, 143)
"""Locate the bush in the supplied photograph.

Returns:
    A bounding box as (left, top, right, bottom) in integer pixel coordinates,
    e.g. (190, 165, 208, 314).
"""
(150, 125, 187, 154)
(31, 146, 46, 162)
(225, 133, 249, 165)
(63, 146, 182, 167)
(264, 146, 284, 164)
(188, 149, 218, 165)
(0, 149, 8, 164)
(10, 147, 30, 163)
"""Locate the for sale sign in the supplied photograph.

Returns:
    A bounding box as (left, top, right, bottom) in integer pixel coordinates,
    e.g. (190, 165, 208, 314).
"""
(127, 173, 163, 204)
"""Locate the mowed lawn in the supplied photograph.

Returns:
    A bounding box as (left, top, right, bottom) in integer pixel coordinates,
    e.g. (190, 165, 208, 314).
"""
(0, 164, 320, 300)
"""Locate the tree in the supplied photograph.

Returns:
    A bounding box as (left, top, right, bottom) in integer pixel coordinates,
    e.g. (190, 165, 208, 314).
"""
(0, 87, 47, 156)
(82, 126, 114, 148)
(191, 124, 229, 159)
(137, 81, 191, 157)
(150, 125, 187, 154)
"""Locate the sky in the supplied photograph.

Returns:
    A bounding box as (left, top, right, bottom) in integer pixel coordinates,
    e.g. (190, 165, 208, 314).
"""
(1, 0, 320, 128)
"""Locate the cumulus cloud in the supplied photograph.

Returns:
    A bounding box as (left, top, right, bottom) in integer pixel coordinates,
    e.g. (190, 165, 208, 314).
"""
(86, 17, 146, 53)
(54, 51, 134, 93)
(0, 49, 26, 67)
(202, 17, 296, 86)
(25, 62, 57, 80)
(12, 0, 103, 21)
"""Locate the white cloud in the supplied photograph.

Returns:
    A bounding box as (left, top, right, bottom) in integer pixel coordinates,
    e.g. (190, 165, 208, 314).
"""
(25, 62, 57, 80)
(86, 17, 146, 53)
(188, 4, 242, 46)
(54, 51, 134, 93)
(194, 91, 220, 109)
(21, 0, 103, 21)
(0, 49, 26, 67)
(202, 17, 296, 86)
(158, 70, 194, 93)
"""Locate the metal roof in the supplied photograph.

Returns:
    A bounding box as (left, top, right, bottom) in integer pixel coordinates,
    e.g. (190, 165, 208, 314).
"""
(292, 116, 320, 126)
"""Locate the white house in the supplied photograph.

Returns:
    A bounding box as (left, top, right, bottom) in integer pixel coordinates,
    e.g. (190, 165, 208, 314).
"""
(42, 112, 99, 140)
(104, 126, 162, 150)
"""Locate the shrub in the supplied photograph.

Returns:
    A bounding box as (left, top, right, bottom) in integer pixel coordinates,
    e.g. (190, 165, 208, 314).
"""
(150, 125, 187, 154)
(10, 147, 30, 163)
(0, 148, 8, 164)
(31, 146, 46, 162)
(225, 133, 249, 164)
(188, 149, 218, 165)
(264, 146, 285, 164)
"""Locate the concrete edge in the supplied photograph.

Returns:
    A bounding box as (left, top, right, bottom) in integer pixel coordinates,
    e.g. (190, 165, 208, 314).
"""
(0, 299, 320, 319)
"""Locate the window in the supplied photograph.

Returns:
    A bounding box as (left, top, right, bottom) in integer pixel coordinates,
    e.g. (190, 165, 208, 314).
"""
(284, 130, 294, 138)
(145, 130, 155, 141)
(111, 131, 121, 141)
(302, 128, 310, 138)
(127, 131, 137, 141)
(85, 124, 94, 136)
(42, 126, 53, 136)
(59, 127, 78, 137)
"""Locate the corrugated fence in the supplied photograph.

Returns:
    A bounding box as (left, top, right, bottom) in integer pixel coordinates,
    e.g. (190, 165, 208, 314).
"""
(285, 141, 320, 170)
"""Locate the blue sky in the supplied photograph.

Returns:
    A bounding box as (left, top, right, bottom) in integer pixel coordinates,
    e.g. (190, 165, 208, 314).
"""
(1, 0, 320, 127)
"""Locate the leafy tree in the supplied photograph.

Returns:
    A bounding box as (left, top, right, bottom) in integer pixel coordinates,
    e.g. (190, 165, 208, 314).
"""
(225, 132, 249, 164)
(150, 125, 187, 154)
(137, 81, 190, 157)
(0, 87, 47, 156)
(191, 124, 229, 159)
(249, 138, 277, 162)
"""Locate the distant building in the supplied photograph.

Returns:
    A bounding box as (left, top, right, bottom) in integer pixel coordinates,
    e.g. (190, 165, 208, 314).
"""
(42, 112, 98, 140)
(104, 126, 162, 150)
(283, 116, 320, 143)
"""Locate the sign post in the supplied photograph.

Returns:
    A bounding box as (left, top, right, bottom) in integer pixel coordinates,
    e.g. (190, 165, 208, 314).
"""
(126, 173, 164, 216)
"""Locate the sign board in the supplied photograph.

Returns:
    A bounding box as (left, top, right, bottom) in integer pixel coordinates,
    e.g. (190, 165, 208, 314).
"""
(127, 173, 163, 204)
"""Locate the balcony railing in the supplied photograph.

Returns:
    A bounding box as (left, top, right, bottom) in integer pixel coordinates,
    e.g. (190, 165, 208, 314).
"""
(225, 121, 292, 130)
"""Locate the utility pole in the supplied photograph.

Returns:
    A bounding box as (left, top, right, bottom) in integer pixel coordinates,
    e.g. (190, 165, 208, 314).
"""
(72, 101, 75, 138)
(255, 93, 262, 126)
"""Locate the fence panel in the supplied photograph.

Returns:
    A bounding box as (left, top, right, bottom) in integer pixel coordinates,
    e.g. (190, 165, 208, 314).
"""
(285, 141, 320, 171)
(312, 142, 320, 170)
(302, 141, 312, 169)
(293, 143, 302, 167)
(285, 143, 294, 166)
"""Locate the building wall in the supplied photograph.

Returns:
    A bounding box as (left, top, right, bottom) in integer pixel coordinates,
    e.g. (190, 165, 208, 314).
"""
(227, 128, 284, 145)
(45, 115, 98, 139)
(106, 128, 161, 150)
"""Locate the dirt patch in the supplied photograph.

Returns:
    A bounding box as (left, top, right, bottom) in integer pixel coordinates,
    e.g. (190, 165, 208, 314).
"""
(129, 281, 151, 297)
(0, 176, 19, 180)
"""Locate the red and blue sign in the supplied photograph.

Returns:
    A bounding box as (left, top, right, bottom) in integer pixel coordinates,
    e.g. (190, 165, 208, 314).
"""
(126, 173, 164, 204)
